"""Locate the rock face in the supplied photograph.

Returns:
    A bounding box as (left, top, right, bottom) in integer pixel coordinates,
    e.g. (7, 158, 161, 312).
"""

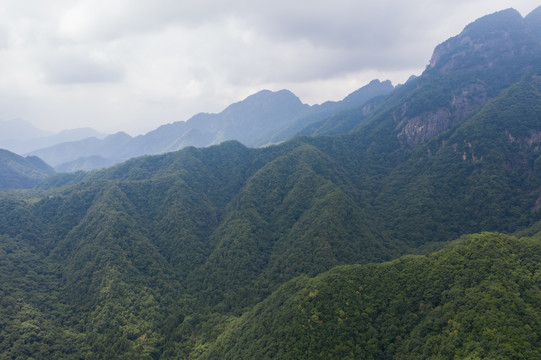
(392, 8, 541, 147)
(396, 83, 488, 146)
(427, 9, 527, 74)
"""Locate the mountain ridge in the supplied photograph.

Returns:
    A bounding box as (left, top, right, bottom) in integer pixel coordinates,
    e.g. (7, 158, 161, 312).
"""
(27, 80, 394, 172)
(322, 6, 541, 152)
(0, 148, 55, 189)
(0, 120, 106, 155)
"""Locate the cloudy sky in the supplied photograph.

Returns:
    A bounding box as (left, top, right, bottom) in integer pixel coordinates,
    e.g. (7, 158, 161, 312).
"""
(0, 0, 539, 135)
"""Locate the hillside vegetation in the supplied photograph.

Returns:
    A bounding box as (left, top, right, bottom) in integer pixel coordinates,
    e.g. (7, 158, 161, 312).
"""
(202, 233, 541, 359)
(1, 7, 541, 359)
(0, 149, 54, 189)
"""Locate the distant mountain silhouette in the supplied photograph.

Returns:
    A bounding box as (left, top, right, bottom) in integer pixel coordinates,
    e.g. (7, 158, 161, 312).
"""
(0, 119, 51, 152)
(27, 132, 132, 167)
(0, 119, 106, 154)
(273, 79, 394, 140)
(29, 81, 394, 171)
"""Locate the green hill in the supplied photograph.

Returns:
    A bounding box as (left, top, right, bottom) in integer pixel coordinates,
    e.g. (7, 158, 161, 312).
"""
(201, 233, 541, 360)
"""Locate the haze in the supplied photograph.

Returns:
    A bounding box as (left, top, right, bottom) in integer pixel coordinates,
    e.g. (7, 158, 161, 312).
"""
(0, 0, 539, 135)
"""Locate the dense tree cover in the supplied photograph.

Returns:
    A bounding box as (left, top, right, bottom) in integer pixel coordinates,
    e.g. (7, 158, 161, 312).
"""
(0, 232, 82, 359)
(1, 78, 541, 357)
(0, 149, 54, 190)
(2, 94, 541, 356)
(368, 80, 541, 247)
(1, 8, 541, 358)
(201, 233, 541, 359)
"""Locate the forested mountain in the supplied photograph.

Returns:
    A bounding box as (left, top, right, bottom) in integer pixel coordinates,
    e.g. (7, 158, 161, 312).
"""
(1, 7, 541, 359)
(0, 149, 54, 189)
(202, 233, 541, 359)
(28, 80, 393, 172)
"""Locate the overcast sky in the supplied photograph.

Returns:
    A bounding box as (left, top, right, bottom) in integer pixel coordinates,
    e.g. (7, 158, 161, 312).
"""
(0, 0, 539, 135)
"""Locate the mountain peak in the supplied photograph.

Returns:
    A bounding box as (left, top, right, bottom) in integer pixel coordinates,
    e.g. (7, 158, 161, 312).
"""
(342, 79, 394, 105)
(462, 8, 523, 35)
(220, 88, 306, 123)
(426, 8, 537, 75)
(228, 89, 303, 111)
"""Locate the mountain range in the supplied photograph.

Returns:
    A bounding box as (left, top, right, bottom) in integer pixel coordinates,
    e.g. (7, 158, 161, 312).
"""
(1, 6, 541, 359)
(25, 79, 393, 171)
(0, 119, 106, 155)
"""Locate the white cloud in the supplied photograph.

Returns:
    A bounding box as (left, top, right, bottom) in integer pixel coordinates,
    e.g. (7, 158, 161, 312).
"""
(42, 52, 124, 84)
(0, 0, 539, 135)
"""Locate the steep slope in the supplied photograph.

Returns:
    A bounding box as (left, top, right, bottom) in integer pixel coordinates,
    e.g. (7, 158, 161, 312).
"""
(0, 149, 54, 189)
(367, 79, 541, 248)
(301, 8, 541, 147)
(380, 8, 541, 147)
(201, 233, 541, 360)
